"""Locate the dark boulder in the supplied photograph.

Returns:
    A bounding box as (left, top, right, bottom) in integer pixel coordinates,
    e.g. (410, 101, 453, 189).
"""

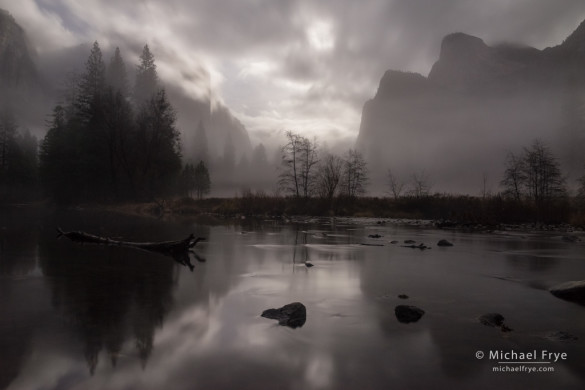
(261, 302, 307, 328)
(398, 294, 409, 299)
(395, 305, 425, 323)
(550, 280, 585, 303)
(437, 239, 454, 247)
(368, 234, 383, 238)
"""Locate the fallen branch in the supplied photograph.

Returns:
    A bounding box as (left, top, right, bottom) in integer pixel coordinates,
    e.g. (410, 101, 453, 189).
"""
(56, 228, 205, 271)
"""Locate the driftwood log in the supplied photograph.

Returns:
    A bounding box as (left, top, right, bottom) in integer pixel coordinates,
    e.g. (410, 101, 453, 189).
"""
(57, 228, 205, 271)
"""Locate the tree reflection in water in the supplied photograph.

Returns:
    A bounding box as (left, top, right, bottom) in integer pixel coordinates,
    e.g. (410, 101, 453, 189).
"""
(38, 233, 191, 374)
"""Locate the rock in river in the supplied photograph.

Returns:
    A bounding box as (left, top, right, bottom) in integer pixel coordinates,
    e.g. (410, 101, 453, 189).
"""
(437, 239, 454, 247)
(261, 302, 307, 328)
(479, 313, 505, 327)
(395, 305, 425, 323)
(550, 280, 585, 303)
(479, 313, 513, 331)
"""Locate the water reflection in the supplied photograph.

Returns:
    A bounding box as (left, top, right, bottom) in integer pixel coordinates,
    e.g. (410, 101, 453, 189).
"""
(2, 212, 585, 389)
(38, 236, 177, 373)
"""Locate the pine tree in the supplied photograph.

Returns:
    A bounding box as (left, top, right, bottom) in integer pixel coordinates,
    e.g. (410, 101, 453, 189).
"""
(193, 160, 211, 199)
(39, 105, 83, 203)
(107, 47, 129, 96)
(0, 106, 17, 176)
(180, 163, 196, 197)
(135, 89, 181, 198)
(135, 44, 158, 103)
(77, 41, 106, 121)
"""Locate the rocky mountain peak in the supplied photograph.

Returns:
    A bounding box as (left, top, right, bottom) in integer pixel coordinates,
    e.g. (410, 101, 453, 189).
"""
(560, 18, 585, 53)
(375, 70, 430, 100)
(438, 32, 489, 62)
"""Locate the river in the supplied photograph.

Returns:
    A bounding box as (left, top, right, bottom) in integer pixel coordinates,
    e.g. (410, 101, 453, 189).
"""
(1, 206, 584, 390)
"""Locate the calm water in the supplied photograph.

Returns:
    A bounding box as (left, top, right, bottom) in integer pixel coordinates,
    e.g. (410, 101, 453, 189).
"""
(1, 206, 585, 390)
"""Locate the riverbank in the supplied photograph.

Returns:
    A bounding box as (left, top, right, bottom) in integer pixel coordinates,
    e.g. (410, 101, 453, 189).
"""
(7, 194, 583, 233)
(83, 195, 583, 237)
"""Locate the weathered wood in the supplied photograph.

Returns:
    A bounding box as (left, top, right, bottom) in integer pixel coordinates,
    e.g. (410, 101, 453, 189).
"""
(56, 228, 205, 271)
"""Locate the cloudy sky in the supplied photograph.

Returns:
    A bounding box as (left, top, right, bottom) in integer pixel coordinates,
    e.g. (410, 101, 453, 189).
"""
(2, 0, 585, 147)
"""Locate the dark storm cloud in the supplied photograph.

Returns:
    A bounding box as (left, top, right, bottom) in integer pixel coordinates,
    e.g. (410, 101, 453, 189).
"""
(2, 0, 585, 144)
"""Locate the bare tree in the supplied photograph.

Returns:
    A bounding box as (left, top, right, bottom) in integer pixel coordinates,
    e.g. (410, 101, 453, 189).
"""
(501, 151, 526, 201)
(298, 136, 319, 197)
(341, 149, 368, 198)
(523, 139, 566, 203)
(279, 131, 302, 197)
(387, 169, 405, 199)
(278, 131, 319, 198)
(317, 153, 343, 200)
(501, 140, 566, 204)
(408, 170, 431, 198)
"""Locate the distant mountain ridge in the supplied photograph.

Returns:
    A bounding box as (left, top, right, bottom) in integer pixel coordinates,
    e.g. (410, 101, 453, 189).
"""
(357, 19, 585, 194)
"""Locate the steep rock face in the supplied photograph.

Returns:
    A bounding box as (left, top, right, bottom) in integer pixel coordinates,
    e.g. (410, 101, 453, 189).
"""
(357, 21, 585, 194)
(375, 70, 434, 100)
(558, 19, 585, 54)
(209, 104, 253, 158)
(0, 9, 38, 91)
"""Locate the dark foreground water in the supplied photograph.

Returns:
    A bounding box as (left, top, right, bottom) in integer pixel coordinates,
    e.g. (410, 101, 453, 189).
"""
(1, 206, 585, 390)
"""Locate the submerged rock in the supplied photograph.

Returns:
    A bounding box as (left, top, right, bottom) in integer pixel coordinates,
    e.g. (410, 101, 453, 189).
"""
(395, 305, 425, 323)
(562, 235, 580, 243)
(261, 302, 307, 328)
(398, 294, 409, 299)
(479, 313, 505, 327)
(368, 234, 383, 238)
(402, 243, 430, 250)
(404, 239, 416, 244)
(437, 239, 454, 247)
(479, 312, 513, 332)
(550, 280, 585, 302)
(545, 331, 578, 342)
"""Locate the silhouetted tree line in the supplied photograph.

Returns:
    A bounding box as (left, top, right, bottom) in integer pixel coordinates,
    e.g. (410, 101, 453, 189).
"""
(278, 130, 369, 204)
(384, 138, 585, 224)
(39, 42, 184, 203)
(0, 105, 38, 201)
